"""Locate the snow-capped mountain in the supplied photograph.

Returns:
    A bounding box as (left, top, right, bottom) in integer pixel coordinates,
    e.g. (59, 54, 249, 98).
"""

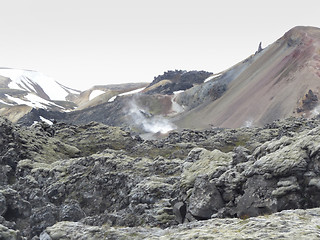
(0, 67, 149, 123)
(0, 68, 80, 101)
(0, 68, 83, 121)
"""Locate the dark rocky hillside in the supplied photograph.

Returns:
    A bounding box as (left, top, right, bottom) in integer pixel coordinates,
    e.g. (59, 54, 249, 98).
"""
(2, 115, 320, 239)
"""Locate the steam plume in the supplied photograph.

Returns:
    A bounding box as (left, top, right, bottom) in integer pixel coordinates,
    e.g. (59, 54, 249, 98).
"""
(128, 100, 176, 134)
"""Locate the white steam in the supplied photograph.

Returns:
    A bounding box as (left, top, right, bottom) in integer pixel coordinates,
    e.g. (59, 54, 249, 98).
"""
(244, 119, 253, 128)
(311, 105, 320, 116)
(128, 101, 176, 134)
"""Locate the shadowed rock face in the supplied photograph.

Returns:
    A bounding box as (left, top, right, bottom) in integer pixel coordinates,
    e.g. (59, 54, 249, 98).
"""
(2, 116, 320, 239)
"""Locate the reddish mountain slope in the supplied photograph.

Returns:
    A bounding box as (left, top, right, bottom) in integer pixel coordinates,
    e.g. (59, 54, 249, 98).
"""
(176, 26, 320, 129)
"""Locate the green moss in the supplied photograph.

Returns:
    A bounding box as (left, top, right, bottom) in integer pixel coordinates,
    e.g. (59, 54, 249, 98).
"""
(181, 149, 232, 189)
(156, 212, 176, 223)
(218, 134, 250, 153)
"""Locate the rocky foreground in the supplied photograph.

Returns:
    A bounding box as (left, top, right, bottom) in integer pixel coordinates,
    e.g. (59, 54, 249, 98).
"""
(2, 116, 320, 239)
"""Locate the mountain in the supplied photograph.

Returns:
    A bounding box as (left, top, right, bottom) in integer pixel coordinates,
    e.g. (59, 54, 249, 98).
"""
(0, 68, 148, 124)
(0, 68, 79, 122)
(15, 69, 213, 136)
(0, 68, 80, 101)
(9, 26, 320, 137)
(175, 26, 320, 128)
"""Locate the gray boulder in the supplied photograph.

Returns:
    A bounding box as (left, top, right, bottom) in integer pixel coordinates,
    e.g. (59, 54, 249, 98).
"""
(188, 176, 224, 219)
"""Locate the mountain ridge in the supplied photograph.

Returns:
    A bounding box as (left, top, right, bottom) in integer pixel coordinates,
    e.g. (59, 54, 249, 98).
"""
(2, 26, 320, 136)
(175, 26, 320, 129)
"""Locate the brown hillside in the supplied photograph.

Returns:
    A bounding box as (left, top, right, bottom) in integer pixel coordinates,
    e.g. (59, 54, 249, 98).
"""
(176, 26, 320, 129)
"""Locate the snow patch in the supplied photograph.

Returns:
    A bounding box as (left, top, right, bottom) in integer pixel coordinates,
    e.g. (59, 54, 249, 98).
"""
(25, 94, 64, 108)
(173, 90, 185, 95)
(0, 99, 13, 106)
(108, 96, 117, 102)
(118, 87, 145, 96)
(89, 90, 105, 101)
(5, 93, 64, 109)
(204, 73, 222, 83)
(6, 94, 44, 108)
(40, 116, 53, 125)
(107, 87, 145, 103)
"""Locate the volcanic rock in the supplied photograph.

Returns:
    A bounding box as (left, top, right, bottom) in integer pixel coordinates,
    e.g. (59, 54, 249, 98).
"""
(2, 111, 320, 239)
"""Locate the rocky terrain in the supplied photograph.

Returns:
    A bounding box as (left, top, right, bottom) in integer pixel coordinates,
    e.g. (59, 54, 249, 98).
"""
(144, 70, 212, 95)
(2, 25, 320, 239)
(1, 115, 320, 239)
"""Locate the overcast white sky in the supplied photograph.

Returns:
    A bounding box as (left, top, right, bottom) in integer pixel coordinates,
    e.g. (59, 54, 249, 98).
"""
(0, 0, 319, 90)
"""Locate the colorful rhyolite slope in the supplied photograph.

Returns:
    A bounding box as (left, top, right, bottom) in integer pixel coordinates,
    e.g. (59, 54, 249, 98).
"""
(175, 26, 320, 129)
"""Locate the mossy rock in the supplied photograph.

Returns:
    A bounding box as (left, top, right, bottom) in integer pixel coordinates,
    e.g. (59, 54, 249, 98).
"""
(181, 148, 232, 189)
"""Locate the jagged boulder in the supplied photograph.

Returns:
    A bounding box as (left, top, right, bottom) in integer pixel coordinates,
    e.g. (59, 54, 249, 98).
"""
(188, 175, 224, 220)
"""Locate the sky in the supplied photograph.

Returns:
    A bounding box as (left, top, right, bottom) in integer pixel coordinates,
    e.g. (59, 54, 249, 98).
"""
(0, 0, 319, 90)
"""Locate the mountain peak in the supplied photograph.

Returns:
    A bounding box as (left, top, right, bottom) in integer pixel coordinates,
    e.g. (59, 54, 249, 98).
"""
(281, 26, 320, 47)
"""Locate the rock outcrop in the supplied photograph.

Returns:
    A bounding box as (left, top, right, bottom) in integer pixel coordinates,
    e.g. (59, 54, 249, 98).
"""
(144, 70, 212, 95)
(2, 116, 320, 239)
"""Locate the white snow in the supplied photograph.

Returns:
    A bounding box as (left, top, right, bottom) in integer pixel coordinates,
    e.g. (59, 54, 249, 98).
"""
(89, 90, 105, 101)
(25, 93, 63, 108)
(118, 87, 145, 96)
(107, 87, 145, 103)
(0, 99, 13, 105)
(0, 68, 69, 100)
(40, 116, 53, 125)
(204, 73, 222, 83)
(5, 94, 43, 108)
(173, 90, 185, 95)
(108, 96, 117, 102)
(5, 93, 64, 109)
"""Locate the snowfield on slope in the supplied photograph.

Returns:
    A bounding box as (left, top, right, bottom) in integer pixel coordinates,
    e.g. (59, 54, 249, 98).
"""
(5, 93, 63, 109)
(108, 87, 145, 102)
(0, 68, 70, 100)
